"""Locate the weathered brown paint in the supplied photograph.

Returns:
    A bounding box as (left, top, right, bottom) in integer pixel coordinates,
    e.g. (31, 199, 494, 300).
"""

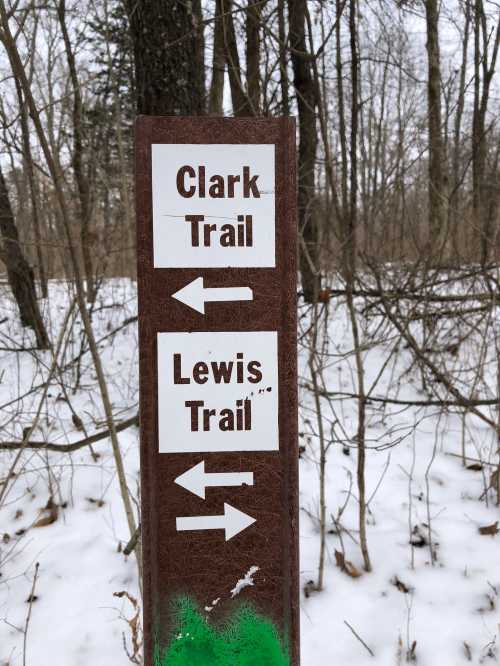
(135, 116, 299, 664)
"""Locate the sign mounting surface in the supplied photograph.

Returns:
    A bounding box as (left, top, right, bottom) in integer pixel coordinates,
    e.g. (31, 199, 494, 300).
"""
(136, 117, 299, 666)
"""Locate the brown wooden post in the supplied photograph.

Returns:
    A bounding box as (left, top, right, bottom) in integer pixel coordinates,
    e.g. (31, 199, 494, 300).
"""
(135, 117, 299, 665)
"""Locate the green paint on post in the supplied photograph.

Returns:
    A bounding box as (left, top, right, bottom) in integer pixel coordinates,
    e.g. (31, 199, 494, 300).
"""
(155, 597, 289, 666)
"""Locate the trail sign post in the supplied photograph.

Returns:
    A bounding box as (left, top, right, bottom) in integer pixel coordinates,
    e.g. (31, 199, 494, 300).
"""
(136, 117, 299, 666)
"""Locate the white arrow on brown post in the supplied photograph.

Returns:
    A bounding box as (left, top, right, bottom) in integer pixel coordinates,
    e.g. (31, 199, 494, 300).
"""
(174, 461, 254, 499)
(172, 277, 253, 314)
(176, 503, 256, 541)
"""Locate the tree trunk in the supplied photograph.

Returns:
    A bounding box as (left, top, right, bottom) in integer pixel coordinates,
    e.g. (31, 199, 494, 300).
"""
(58, 0, 96, 302)
(472, 0, 485, 261)
(246, 0, 264, 114)
(124, 0, 205, 115)
(425, 0, 447, 253)
(20, 117, 48, 299)
(472, 0, 500, 265)
(278, 0, 290, 115)
(221, 0, 252, 116)
(450, 0, 470, 252)
(208, 0, 226, 115)
(0, 165, 49, 349)
(289, 0, 318, 302)
(192, 0, 205, 106)
(13, 17, 48, 299)
(346, 0, 371, 573)
(335, 0, 349, 239)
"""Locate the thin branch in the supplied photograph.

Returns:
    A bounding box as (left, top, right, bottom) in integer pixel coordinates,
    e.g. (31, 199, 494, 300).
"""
(0, 414, 138, 452)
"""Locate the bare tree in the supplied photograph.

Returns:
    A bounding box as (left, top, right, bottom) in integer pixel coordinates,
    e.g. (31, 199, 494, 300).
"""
(246, 0, 265, 113)
(472, 0, 500, 264)
(222, 0, 253, 116)
(289, 0, 319, 302)
(425, 0, 448, 251)
(0, 164, 49, 349)
(278, 0, 290, 115)
(58, 0, 95, 302)
(208, 0, 226, 115)
(450, 0, 471, 248)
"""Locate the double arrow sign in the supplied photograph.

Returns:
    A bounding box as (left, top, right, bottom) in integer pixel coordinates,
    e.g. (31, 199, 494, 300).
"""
(175, 461, 256, 540)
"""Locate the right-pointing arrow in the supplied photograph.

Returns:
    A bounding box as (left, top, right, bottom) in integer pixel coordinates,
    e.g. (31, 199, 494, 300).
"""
(175, 461, 254, 499)
(176, 503, 256, 541)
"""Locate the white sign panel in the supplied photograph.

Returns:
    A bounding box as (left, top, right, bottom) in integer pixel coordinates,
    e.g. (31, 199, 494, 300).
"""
(157, 331, 279, 453)
(152, 144, 275, 268)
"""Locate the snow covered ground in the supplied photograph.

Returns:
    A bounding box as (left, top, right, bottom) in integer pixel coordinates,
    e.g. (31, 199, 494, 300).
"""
(0, 278, 499, 665)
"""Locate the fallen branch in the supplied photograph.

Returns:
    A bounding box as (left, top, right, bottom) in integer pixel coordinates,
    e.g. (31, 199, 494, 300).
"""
(302, 385, 499, 408)
(369, 267, 497, 430)
(0, 414, 139, 452)
(343, 620, 375, 657)
(327, 286, 500, 303)
(445, 452, 497, 467)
